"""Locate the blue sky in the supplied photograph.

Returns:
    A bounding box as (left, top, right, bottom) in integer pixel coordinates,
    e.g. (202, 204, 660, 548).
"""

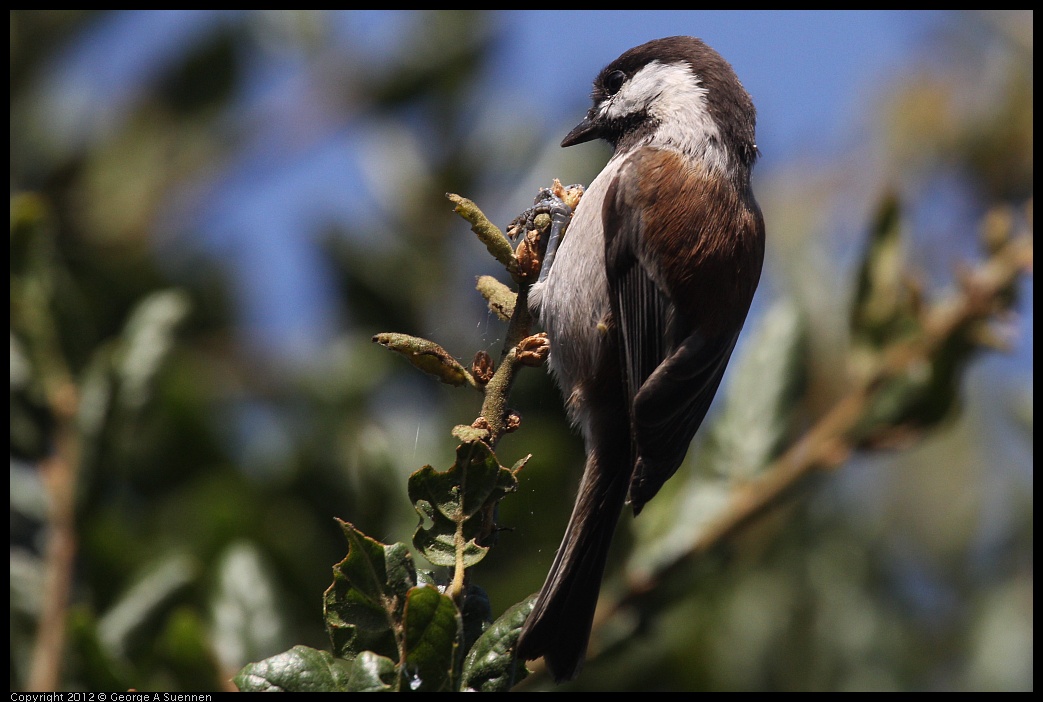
(38, 10, 1020, 366)
(493, 11, 943, 163)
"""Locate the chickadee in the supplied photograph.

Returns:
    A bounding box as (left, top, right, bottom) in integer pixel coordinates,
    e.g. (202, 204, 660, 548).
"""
(517, 36, 765, 681)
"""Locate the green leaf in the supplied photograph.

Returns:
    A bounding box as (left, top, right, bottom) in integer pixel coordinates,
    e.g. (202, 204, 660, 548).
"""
(210, 541, 285, 672)
(850, 193, 920, 358)
(156, 607, 222, 689)
(372, 332, 471, 386)
(65, 606, 135, 692)
(9, 550, 44, 685)
(630, 301, 805, 579)
(460, 595, 536, 692)
(849, 333, 973, 446)
(475, 274, 517, 320)
(116, 289, 191, 412)
(447, 193, 519, 277)
(234, 645, 351, 692)
(407, 441, 518, 568)
(401, 585, 462, 692)
(9, 332, 53, 461)
(705, 299, 807, 479)
(96, 553, 198, 659)
(451, 423, 490, 443)
(346, 651, 397, 692)
(323, 520, 417, 661)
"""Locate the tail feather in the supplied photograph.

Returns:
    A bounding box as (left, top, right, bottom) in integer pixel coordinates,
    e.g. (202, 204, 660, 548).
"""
(516, 442, 631, 682)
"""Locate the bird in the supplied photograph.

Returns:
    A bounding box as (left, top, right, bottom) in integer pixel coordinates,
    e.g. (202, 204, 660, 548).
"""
(516, 36, 766, 682)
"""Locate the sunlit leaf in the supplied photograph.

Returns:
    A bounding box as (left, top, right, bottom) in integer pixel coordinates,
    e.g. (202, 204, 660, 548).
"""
(372, 332, 471, 386)
(346, 650, 397, 692)
(705, 299, 807, 480)
(850, 193, 922, 378)
(323, 520, 417, 661)
(96, 553, 198, 659)
(400, 585, 462, 692)
(475, 274, 516, 320)
(210, 541, 286, 672)
(115, 289, 191, 412)
(630, 301, 806, 578)
(407, 440, 517, 568)
(234, 645, 350, 692)
(448, 193, 518, 277)
(460, 595, 535, 692)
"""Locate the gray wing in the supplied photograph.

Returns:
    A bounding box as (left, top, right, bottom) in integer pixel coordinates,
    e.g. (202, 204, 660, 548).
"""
(603, 152, 740, 513)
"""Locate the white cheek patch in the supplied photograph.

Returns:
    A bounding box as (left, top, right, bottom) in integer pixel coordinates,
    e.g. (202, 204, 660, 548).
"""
(599, 61, 730, 176)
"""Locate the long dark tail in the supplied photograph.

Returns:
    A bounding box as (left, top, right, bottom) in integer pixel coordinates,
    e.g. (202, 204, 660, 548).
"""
(515, 418, 631, 682)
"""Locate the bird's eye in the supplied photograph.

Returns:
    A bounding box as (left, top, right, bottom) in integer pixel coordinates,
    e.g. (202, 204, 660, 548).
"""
(604, 70, 626, 96)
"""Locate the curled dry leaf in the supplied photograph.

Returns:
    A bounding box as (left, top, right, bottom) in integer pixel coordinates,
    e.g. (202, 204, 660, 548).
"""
(516, 333, 550, 367)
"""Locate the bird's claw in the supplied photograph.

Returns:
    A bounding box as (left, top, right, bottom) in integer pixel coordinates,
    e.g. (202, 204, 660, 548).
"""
(507, 183, 583, 283)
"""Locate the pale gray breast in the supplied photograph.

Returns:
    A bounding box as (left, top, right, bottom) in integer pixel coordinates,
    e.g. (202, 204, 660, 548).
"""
(531, 154, 626, 402)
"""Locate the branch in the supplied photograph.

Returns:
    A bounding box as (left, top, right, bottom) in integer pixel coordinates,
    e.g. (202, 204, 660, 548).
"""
(629, 229, 1029, 629)
(16, 228, 82, 692)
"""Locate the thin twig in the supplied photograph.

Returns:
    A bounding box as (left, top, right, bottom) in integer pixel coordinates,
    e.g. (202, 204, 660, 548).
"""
(28, 382, 80, 692)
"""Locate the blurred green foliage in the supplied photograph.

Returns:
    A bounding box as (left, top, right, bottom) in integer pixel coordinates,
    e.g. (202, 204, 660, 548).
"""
(10, 10, 1032, 692)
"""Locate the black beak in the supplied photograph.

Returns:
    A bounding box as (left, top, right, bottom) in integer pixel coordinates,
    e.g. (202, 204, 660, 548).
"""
(560, 113, 601, 148)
